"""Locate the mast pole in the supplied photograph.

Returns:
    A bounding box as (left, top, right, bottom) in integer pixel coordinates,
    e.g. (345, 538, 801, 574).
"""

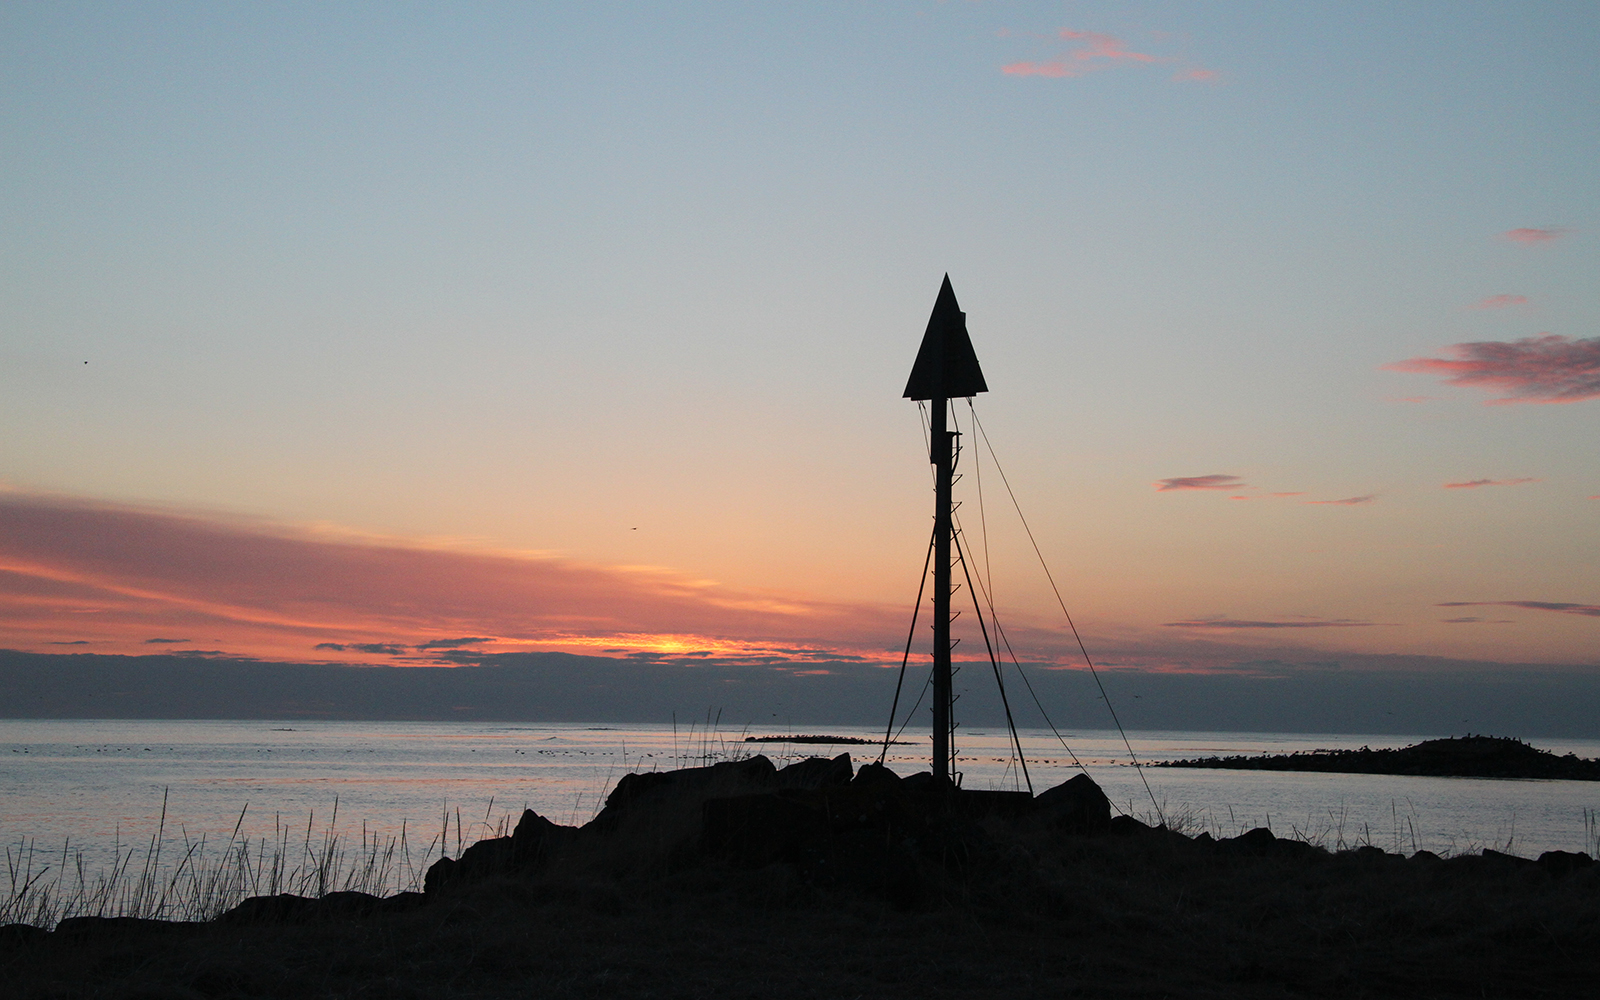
(930, 393, 954, 789)
(902, 274, 986, 792)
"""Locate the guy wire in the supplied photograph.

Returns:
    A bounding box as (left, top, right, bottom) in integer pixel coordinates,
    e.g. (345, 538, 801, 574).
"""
(881, 524, 937, 765)
(967, 401, 1164, 824)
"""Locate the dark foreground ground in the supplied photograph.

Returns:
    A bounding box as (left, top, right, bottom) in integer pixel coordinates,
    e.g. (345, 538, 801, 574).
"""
(6, 755, 1599, 999)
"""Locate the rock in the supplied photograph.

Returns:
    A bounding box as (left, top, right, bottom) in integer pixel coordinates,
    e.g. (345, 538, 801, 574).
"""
(1211, 827, 1325, 861)
(0, 923, 46, 948)
(1034, 774, 1111, 834)
(1537, 850, 1594, 877)
(52, 915, 199, 941)
(1108, 814, 1153, 837)
(453, 834, 515, 879)
(219, 894, 317, 924)
(311, 891, 383, 918)
(588, 756, 779, 833)
(379, 890, 429, 914)
(219, 891, 399, 924)
(1217, 827, 1279, 857)
(424, 856, 457, 895)
(851, 761, 902, 788)
(1482, 848, 1538, 870)
(775, 752, 853, 789)
(511, 808, 576, 865)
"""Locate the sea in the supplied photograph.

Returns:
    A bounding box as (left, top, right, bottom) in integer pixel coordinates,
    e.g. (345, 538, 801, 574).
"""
(5, 719, 1599, 894)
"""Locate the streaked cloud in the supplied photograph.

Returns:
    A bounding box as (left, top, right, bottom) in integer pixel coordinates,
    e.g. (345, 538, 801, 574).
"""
(1155, 474, 1243, 491)
(1500, 227, 1570, 244)
(1384, 335, 1600, 405)
(415, 637, 497, 650)
(1470, 294, 1529, 310)
(1306, 495, 1376, 506)
(0, 492, 908, 664)
(1172, 67, 1219, 83)
(144, 637, 190, 644)
(1442, 478, 1538, 489)
(1164, 619, 1378, 629)
(1440, 617, 1513, 624)
(1439, 601, 1600, 619)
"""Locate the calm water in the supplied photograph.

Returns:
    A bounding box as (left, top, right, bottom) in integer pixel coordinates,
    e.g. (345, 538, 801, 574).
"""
(5, 719, 1599, 872)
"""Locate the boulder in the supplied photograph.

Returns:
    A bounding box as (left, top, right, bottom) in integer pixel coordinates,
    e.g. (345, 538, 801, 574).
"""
(588, 755, 778, 833)
(511, 808, 576, 865)
(1537, 850, 1594, 877)
(850, 761, 902, 789)
(1033, 773, 1111, 834)
(775, 753, 853, 789)
(0, 923, 47, 948)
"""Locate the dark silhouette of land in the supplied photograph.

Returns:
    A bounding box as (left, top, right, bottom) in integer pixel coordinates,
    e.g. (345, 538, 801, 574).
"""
(6, 754, 1599, 998)
(1158, 734, 1600, 780)
(744, 734, 904, 744)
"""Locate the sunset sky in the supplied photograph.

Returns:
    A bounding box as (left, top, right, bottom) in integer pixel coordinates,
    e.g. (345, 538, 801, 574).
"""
(3, 2, 1597, 682)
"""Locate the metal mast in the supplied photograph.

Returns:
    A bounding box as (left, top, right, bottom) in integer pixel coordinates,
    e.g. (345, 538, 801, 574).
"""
(903, 275, 988, 788)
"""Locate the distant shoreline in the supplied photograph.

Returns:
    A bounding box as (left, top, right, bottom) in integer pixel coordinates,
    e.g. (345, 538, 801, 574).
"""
(1157, 735, 1600, 781)
(744, 734, 912, 746)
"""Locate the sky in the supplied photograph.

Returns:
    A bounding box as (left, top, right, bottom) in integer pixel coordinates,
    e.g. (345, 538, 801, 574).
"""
(2, 2, 1597, 699)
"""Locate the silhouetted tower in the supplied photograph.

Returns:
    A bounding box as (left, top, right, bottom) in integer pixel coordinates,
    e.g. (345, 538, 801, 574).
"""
(903, 275, 988, 788)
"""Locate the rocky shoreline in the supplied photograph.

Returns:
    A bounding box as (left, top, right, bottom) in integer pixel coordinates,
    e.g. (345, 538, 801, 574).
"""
(6, 753, 1600, 998)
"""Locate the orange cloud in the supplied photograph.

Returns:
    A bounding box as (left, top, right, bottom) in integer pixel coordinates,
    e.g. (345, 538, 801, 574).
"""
(1500, 228, 1570, 244)
(1155, 474, 1243, 491)
(0, 493, 908, 664)
(1384, 334, 1600, 405)
(1470, 294, 1529, 310)
(1442, 478, 1538, 489)
(1172, 67, 1219, 83)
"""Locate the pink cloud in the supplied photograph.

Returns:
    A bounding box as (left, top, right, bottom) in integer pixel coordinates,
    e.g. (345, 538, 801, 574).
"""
(1500, 228, 1570, 244)
(1439, 601, 1600, 619)
(1163, 619, 1378, 629)
(1470, 294, 1529, 310)
(1002, 61, 1080, 78)
(1003, 29, 1206, 81)
(1270, 492, 1307, 498)
(1155, 474, 1244, 492)
(1383, 334, 1600, 405)
(1307, 495, 1376, 506)
(1442, 478, 1538, 489)
(1059, 30, 1159, 63)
